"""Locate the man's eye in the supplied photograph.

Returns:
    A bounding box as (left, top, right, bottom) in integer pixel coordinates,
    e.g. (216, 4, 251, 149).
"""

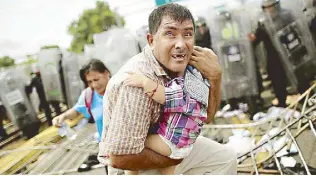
(166, 31, 173, 36)
(184, 32, 193, 37)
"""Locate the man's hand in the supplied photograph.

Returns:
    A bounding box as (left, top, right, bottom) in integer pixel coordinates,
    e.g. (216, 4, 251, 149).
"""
(190, 46, 222, 81)
(248, 33, 256, 42)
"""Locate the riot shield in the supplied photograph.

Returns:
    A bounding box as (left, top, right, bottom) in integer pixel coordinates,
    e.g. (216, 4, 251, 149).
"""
(92, 28, 140, 74)
(84, 44, 97, 61)
(206, 8, 258, 101)
(261, 0, 316, 91)
(62, 52, 85, 107)
(16, 64, 33, 84)
(38, 48, 65, 102)
(136, 25, 149, 50)
(77, 54, 86, 67)
(0, 69, 40, 138)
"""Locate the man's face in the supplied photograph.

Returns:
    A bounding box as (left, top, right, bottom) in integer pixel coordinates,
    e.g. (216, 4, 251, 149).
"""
(147, 16, 195, 76)
(198, 25, 207, 35)
(264, 6, 277, 18)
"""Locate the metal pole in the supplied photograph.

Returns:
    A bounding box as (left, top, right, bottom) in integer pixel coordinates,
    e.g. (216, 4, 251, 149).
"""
(285, 128, 311, 175)
(250, 150, 259, 175)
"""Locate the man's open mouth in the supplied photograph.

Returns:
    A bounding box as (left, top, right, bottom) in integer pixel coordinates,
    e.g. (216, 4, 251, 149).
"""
(171, 54, 186, 61)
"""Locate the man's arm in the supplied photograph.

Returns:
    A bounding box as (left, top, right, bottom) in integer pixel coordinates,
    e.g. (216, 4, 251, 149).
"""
(25, 78, 35, 95)
(249, 22, 264, 46)
(99, 84, 181, 170)
(205, 76, 221, 124)
(110, 148, 182, 170)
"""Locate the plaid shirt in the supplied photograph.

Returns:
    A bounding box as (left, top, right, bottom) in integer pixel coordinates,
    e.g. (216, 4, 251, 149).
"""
(157, 77, 207, 148)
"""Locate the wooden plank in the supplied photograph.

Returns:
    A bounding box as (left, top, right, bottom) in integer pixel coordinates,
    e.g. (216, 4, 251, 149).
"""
(0, 115, 83, 174)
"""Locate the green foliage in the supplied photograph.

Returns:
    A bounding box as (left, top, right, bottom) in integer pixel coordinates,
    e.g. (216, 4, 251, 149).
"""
(0, 56, 15, 68)
(40, 45, 60, 50)
(68, 1, 125, 53)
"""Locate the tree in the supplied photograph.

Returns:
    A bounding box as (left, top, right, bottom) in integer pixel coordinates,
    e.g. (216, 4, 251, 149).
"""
(0, 56, 15, 68)
(40, 45, 60, 50)
(68, 1, 125, 53)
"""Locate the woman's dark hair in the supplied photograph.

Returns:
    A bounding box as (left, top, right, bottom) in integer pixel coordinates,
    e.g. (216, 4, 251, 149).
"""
(84, 59, 110, 74)
(79, 59, 111, 88)
(79, 67, 88, 88)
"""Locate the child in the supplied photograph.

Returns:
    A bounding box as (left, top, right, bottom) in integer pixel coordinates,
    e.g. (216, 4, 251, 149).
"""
(123, 67, 208, 175)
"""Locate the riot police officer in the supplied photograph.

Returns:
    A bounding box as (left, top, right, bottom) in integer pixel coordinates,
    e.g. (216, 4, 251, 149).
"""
(304, 0, 316, 41)
(0, 70, 40, 139)
(195, 17, 212, 49)
(249, 0, 294, 107)
(26, 68, 53, 126)
(0, 99, 8, 141)
(251, 0, 315, 107)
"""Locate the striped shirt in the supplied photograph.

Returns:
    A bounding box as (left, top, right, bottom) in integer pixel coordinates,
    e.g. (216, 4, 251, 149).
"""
(157, 77, 207, 148)
(99, 45, 167, 157)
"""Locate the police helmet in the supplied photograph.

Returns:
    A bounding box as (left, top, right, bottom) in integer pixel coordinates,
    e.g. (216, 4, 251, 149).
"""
(219, 11, 232, 21)
(196, 16, 207, 27)
(261, 0, 280, 9)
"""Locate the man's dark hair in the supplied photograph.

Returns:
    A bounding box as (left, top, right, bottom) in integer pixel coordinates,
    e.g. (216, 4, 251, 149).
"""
(148, 3, 195, 35)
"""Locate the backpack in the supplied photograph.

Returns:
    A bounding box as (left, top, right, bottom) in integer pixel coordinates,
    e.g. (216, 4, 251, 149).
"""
(84, 87, 95, 123)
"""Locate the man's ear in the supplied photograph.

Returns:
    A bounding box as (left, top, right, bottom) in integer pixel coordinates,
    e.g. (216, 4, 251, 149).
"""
(147, 33, 154, 47)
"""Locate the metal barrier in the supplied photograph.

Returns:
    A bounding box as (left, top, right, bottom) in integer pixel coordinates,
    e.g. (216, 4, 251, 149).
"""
(203, 83, 316, 175)
(25, 124, 98, 175)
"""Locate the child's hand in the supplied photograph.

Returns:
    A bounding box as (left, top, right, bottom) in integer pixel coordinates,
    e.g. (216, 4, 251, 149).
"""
(124, 72, 148, 88)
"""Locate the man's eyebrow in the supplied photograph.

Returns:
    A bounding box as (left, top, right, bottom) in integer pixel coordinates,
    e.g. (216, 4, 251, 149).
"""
(162, 25, 194, 31)
(163, 25, 178, 30)
(184, 27, 194, 31)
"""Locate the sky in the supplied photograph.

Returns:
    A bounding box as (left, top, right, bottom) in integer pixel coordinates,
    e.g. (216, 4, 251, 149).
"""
(0, 0, 233, 62)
